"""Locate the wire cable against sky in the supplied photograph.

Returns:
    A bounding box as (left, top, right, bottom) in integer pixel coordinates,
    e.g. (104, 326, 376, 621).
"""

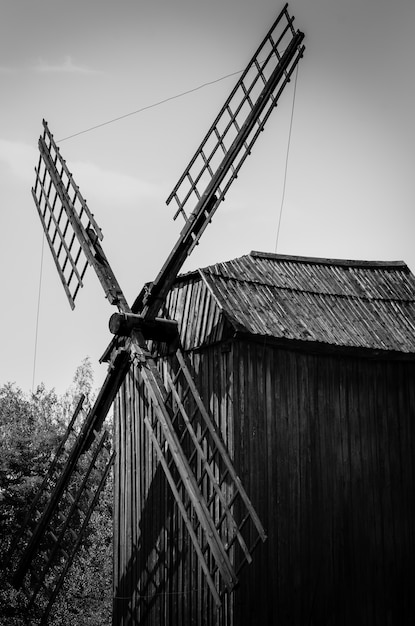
(275, 64, 299, 253)
(58, 47, 296, 143)
(32, 233, 45, 393)
(58, 69, 243, 142)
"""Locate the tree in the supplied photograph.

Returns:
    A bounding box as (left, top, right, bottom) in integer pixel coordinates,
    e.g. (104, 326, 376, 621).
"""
(0, 361, 113, 625)
(60, 356, 95, 418)
(0, 383, 62, 542)
(0, 382, 64, 624)
(49, 476, 113, 626)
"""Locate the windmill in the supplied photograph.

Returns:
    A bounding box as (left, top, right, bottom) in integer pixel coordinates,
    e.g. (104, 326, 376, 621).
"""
(8, 4, 304, 624)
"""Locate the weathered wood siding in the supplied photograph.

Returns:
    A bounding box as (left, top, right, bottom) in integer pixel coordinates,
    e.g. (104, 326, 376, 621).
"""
(230, 339, 415, 625)
(112, 346, 235, 626)
(113, 337, 415, 625)
(111, 253, 415, 625)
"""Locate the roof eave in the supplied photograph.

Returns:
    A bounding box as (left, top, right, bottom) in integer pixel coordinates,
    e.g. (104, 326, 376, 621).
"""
(233, 330, 415, 361)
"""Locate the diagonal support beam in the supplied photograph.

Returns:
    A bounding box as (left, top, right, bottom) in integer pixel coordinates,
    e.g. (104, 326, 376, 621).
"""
(129, 331, 238, 592)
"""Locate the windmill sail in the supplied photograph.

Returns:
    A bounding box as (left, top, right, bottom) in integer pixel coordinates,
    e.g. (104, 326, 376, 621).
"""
(168, 3, 303, 228)
(139, 3, 304, 320)
(13, 2, 305, 620)
(32, 121, 128, 311)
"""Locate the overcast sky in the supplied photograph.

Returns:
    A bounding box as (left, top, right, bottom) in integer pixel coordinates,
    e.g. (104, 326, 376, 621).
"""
(1, 0, 414, 395)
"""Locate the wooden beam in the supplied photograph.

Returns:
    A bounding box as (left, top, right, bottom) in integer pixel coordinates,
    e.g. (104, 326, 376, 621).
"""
(109, 312, 178, 343)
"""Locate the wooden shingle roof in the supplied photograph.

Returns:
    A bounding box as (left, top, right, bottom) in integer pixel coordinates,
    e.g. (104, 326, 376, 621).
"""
(165, 251, 415, 355)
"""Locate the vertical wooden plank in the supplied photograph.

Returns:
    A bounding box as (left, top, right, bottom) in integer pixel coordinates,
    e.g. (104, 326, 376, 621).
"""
(362, 360, 378, 624)
(274, 347, 288, 625)
(112, 392, 121, 625)
(224, 343, 234, 626)
(386, 359, 404, 622)
(113, 383, 123, 624)
(377, 359, 395, 622)
(288, 348, 301, 624)
(126, 371, 133, 625)
(253, 342, 267, 620)
(404, 362, 415, 618)
(360, 359, 373, 624)
(336, 356, 352, 625)
(316, 354, 332, 622)
(297, 351, 312, 624)
(264, 343, 278, 625)
(329, 355, 347, 622)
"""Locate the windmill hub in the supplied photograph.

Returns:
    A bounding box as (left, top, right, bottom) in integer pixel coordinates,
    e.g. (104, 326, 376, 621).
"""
(109, 312, 179, 343)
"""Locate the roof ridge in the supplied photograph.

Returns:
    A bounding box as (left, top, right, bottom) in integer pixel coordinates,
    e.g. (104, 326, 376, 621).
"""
(249, 250, 409, 271)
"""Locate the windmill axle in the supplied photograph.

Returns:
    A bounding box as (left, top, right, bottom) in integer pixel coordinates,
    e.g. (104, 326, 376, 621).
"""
(109, 312, 179, 343)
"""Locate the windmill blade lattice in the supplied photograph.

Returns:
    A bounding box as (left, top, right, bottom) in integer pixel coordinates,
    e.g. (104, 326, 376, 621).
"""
(32, 121, 104, 309)
(166, 3, 304, 250)
(32, 121, 128, 311)
(139, 3, 304, 320)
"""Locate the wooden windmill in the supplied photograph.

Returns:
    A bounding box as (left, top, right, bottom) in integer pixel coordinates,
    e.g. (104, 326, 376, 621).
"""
(9, 5, 304, 624)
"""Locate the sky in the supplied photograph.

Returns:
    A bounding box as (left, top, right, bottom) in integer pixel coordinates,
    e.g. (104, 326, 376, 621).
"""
(0, 0, 414, 396)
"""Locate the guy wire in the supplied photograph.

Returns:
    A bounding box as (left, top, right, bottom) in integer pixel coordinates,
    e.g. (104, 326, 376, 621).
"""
(275, 63, 299, 253)
(32, 232, 45, 393)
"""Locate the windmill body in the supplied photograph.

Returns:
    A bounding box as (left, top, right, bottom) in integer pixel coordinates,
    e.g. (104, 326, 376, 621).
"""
(131, 251, 415, 625)
(7, 5, 305, 625)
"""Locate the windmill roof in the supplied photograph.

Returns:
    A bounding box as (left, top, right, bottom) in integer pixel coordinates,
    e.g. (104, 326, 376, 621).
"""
(165, 251, 415, 356)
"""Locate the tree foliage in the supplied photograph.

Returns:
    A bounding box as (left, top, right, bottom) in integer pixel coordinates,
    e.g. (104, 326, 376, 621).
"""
(0, 382, 62, 541)
(0, 360, 113, 625)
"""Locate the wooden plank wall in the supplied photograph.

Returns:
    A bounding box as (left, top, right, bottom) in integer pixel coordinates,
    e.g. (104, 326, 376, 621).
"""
(113, 338, 415, 625)
(112, 347, 235, 626)
(231, 339, 415, 625)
